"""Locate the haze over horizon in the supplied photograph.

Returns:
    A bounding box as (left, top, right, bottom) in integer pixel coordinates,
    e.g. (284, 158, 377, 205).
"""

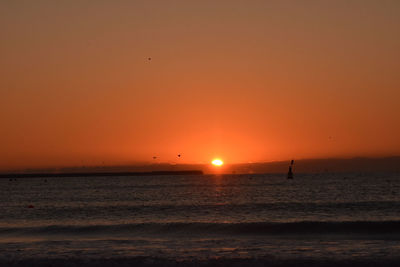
(1, 1, 399, 170)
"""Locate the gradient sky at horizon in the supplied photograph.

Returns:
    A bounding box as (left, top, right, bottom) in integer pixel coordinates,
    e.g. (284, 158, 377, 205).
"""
(1, 0, 399, 170)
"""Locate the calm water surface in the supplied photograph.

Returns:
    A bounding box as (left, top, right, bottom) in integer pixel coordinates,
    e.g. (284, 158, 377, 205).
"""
(1, 173, 400, 265)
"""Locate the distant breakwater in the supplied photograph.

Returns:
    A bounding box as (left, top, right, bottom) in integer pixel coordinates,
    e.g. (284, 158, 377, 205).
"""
(0, 170, 203, 178)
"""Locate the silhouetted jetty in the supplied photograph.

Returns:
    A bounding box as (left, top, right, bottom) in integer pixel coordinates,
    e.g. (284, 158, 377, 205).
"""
(0, 170, 203, 179)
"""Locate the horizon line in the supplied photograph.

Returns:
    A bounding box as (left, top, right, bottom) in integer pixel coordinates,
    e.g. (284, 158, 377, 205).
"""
(2, 155, 400, 174)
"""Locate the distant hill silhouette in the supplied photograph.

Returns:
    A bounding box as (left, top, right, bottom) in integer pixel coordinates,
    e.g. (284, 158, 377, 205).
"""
(227, 157, 400, 174)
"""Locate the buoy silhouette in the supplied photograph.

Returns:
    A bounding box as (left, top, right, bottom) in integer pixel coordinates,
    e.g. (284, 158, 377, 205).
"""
(28, 205, 34, 208)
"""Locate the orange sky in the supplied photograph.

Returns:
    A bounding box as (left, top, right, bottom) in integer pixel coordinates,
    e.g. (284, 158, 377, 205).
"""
(1, 1, 399, 170)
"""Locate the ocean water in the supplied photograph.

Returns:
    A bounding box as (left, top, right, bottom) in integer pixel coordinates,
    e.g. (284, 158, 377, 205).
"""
(1, 172, 400, 266)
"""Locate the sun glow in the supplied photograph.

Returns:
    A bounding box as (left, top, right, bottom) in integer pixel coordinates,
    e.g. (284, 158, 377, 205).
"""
(212, 159, 224, 166)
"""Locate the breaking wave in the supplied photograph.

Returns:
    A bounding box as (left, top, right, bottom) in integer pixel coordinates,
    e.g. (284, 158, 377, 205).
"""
(2, 221, 400, 237)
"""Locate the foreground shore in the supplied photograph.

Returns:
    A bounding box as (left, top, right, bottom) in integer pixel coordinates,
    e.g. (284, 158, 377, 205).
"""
(3, 257, 400, 267)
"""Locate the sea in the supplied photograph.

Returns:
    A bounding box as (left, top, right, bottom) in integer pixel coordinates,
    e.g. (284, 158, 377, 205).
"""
(1, 172, 400, 266)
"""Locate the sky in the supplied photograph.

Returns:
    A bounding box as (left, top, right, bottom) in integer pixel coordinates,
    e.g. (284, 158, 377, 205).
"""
(0, 0, 399, 170)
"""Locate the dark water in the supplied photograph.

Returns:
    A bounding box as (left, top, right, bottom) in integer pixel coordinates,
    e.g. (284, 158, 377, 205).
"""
(1, 173, 400, 266)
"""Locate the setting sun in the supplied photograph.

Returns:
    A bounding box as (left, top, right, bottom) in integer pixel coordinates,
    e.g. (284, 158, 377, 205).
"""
(211, 159, 224, 166)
